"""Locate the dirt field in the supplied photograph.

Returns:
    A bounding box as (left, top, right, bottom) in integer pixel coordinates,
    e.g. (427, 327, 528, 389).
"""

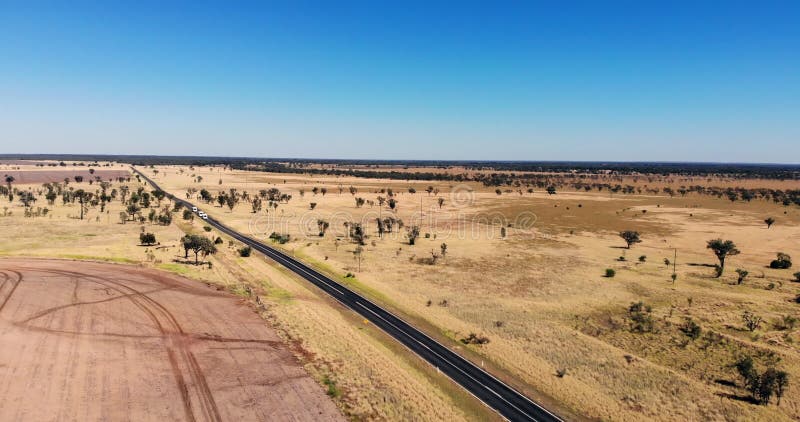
(0, 258, 342, 422)
(0, 169, 130, 184)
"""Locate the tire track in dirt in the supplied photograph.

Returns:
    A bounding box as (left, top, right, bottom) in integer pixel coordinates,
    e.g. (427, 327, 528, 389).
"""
(14, 266, 221, 422)
(0, 260, 343, 422)
(20, 267, 200, 421)
(20, 286, 175, 324)
(0, 271, 8, 291)
(0, 270, 22, 314)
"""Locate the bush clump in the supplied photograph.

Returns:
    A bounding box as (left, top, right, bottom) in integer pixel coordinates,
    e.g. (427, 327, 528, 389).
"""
(605, 268, 616, 278)
(139, 232, 156, 246)
(627, 301, 654, 333)
(269, 232, 290, 244)
(460, 333, 490, 345)
(770, 253, 792, 269)
(238, 245, 252, 257)
(734, 355, 789, 405)
(679, 318, 702, 340)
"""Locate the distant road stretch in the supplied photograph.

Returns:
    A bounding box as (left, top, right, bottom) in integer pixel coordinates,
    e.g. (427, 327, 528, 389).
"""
(134, 168, 563, 422)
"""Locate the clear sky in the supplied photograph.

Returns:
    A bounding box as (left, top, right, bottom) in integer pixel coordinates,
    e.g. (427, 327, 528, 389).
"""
(1, 1, 798, 162)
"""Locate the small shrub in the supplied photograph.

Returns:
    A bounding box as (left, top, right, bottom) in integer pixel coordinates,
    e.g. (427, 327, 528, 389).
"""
(268, 232, 290, 244)
(322, 375, 340, 398)
(555, 368, 567, 378)
(770, 253, 792, 269)
(679, 318, 702, 340)
(460, 333, 490, 345)
(214, 236, 223, 245)
(743, 311, 762, 332)
(793, 272, 800, 282)
(627, 301, 654, 333)
(775, 315, 798, 331)
(735, 268, 749, 285)
(203, 225, 212, 232)
(605, 268, 616, 278)
(638, 255, 647, 262)
(238, 245, 252, 257)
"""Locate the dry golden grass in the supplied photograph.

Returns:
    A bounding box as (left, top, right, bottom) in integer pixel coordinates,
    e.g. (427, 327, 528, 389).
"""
(141, 163, 800, 421)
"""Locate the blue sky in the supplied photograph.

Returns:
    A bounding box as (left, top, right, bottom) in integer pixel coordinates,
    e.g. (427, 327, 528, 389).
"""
(1, 1, 798, 162)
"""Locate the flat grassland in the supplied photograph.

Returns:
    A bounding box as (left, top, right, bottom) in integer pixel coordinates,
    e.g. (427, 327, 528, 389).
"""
(144, 163, 800, 421)
(0, 162, 491, 421)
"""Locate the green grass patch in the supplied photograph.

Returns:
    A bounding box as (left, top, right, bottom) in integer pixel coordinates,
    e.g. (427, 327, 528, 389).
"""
(60, 254, 138, 264)
(156, 262, 192, 275)
(228, 284, 251, 297)
(322, 375, 340, 398)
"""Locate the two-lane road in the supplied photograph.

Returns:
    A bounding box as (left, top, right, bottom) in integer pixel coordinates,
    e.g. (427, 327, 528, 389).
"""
(135, 168, 563, 422)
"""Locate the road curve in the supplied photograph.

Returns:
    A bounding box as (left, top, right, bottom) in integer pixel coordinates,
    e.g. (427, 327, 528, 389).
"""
(134, 168, 563, 422)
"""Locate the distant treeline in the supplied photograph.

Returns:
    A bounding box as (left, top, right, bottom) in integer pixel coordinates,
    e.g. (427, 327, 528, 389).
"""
(2, 154, 798, 180)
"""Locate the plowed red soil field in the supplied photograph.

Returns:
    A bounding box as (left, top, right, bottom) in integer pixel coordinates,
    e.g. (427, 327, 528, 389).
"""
(0, 259, 342, 421)
(1, 169, 130, 183)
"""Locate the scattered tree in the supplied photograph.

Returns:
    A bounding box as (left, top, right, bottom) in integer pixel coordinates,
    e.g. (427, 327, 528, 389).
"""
(317, 219, 330, 237)
(139, 232, 156, 246)
(619, 230, 642, 249)
(353, 245, 364, 271)
(407, 225, 420, 245)
(734, 355, 790, 405)
(181, 234, 217, 264)
(734, 268, 749, 284)
(706, 239, 740, 277)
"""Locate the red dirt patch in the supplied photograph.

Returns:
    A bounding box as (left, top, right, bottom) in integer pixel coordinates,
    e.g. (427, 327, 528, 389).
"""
(2, 169, 130, 184)
(0, 259, 342, 421)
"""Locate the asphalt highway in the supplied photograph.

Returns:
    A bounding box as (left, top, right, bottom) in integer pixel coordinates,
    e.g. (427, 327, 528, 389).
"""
(135, 168, 563, 422)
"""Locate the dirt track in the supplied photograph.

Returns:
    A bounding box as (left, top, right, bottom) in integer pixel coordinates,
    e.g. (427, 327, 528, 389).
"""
(0, 259, 342, 421)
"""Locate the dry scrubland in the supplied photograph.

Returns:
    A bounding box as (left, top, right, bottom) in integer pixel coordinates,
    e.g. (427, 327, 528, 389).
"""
(0, 162, 490, 421)
(142, 164, 800, 421)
